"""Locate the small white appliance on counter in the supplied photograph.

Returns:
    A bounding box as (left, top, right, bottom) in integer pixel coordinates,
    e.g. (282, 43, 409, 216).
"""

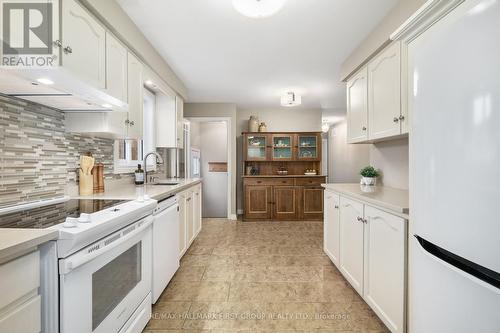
(404, 0, 500, 331)
(0, 197, 157, 333)
(152, 195, 180, 303)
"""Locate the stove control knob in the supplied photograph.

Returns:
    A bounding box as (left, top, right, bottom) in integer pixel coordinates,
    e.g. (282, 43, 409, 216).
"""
(63, 218, 78, 228)
(78, 213, 92, 223)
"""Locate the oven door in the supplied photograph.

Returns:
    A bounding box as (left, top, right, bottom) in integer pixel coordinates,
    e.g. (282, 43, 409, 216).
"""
(59, 216, 152, 333)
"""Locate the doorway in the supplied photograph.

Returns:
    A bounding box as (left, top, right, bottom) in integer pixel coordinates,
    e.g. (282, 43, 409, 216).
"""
(188, 117, 231, 218)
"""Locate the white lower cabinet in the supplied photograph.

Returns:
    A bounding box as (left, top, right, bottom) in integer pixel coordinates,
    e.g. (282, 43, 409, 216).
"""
(178, 184, 203, 258)
(339, 197, 365, 295)
(364, 206, 406, 333)
(324, 191, 408, 333)
(0, 251, 41, 333)
(324, 192, 340, 266)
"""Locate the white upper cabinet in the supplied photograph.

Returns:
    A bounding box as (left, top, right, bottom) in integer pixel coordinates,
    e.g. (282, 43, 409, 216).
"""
(339, 196, 365, 295)
(176, 96, 184, 148)
(62, 0, 106, 89)
(105, 32, 128, 102)
(347, 67, 368, 143)
(364, 205, 406, 333)
(368, 42, 402, 140)
(126, 52, 143, 139)
(324, 192, 340, 266)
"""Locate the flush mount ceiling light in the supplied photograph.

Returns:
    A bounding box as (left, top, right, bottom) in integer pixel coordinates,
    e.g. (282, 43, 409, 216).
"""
(36, 78, 54, 85)
(281, 92, 301, 107)
(232, 0, 287, 18)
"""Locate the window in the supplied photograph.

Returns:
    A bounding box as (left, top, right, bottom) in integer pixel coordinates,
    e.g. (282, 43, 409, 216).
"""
(114, 88, 156, 174)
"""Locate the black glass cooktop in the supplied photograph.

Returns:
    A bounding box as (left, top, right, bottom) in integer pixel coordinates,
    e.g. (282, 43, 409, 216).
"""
(0, 199, 127, 229)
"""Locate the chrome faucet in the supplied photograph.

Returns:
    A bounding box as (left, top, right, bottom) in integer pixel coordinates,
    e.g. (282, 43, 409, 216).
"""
(143, 151, 164, 184)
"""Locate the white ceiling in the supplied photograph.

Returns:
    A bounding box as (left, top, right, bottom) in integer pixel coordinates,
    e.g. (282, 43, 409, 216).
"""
(117, 0, 398, 110)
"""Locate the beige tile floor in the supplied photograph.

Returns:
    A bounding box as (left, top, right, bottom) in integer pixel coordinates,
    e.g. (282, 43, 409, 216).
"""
(143, 218, 389, 333)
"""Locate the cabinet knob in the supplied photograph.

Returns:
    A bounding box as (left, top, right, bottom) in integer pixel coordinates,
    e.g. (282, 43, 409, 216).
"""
(63, 46, 73, 54)
(334, 205, 339, 209)
(129, 121, 135, 126)
(124, 119, 130, 125)
(399, 115, 405, 121)
(53, 40, 62, 48)
(393, 117, 399, 123)
(362, 126, 367, 131)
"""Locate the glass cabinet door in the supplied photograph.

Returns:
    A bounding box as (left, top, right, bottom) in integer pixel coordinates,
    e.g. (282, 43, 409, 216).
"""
(297, 135, 319, 160)
(246, 135, 268, 160)
(272, 135, 294, 160)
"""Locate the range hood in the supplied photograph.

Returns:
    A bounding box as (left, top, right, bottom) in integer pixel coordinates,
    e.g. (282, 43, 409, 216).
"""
(0, 68, 128, 112)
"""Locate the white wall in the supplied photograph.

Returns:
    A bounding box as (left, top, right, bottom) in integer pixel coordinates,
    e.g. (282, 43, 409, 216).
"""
(199, 122, 228, 217)
(236, 107, 322, 213)
(369, 138, 409, 189)
(190, 121, 201, 150)
(184, 103, 237, 217)
(328, 121, 370, 183)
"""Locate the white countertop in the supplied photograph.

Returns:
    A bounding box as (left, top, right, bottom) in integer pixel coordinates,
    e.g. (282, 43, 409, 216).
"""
(0, 229, 59, 264)
(322, 183, 409, 218)
(73, 178, 202, 201)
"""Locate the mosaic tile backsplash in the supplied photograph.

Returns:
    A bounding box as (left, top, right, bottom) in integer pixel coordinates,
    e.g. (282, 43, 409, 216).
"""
(0, 95, 124, 208)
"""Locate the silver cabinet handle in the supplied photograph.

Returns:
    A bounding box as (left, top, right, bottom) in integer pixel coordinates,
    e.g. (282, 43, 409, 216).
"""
(362, 126, 367, 131)
(356, 216, 362, 222)
(63, 46, 73, 54)
(334, 205, 339, 209)
(399, 115, 405, 121)
(53, 40, 62, 48)
(393, 117, 399, 123)
(129, 121, 135, 126)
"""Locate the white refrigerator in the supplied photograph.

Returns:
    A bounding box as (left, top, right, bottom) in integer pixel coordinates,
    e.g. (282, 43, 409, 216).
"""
(408, 0, 500, 332)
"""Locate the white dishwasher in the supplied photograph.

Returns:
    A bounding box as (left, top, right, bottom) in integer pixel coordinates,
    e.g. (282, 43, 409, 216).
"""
(152, 195, 179, 303)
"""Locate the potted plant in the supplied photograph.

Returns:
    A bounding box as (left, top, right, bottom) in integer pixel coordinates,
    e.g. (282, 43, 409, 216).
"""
(360, 166, 380, 186)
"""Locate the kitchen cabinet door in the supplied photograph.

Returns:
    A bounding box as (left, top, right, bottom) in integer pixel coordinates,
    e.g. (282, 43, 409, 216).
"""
(244, 134, 270, 161)
(324, 192, 340, 267)
(300, 187, 324, 220)
(347, 67, 368, 143)
(176, 96, 184, 148)
(271, 134, 294, 161)
(127, 52, 143, 139)
(105, 32, 128, 102)
(193, 184, 202, 236)
(368, 42, 402, 140)
(364, 206, 407, 333)
(339, 196, 364, 295)
(244, 185, 272, 220)
(178, 193, 187, 257)
(273, 186, 299, 220)
(297, 134, 321, 161)
(62, 0, 106, 89)
(186, 192, 194, 246)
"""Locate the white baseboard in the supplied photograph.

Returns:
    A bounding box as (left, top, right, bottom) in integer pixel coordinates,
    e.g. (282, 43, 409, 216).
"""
(229, 214, 238, 220)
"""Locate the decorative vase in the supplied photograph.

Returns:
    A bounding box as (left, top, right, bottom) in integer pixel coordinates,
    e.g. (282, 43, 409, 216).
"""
(248, 116, 259, 132)
(361, 177, 377, 186)
(258, 122, 267, 132)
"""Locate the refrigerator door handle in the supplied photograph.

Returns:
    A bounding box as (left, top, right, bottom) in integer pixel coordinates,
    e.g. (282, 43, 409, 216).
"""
(415, 235, 500, 290)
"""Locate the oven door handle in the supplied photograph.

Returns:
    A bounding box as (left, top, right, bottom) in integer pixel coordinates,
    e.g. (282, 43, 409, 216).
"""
(59, 216, 153, 275)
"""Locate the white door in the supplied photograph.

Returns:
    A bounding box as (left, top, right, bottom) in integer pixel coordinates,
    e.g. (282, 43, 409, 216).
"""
(347, 67, 368, 143)
(193, 185, 202, 235)
(368, 41, 402, 140)
(324, 192, 340, 266)
(364, 206, 406, 333)
(127, 52, 143, 139)
(186, 192, 194, 246)
(105, 32, 128, 102)
(175, 96, 184, 148)
(62, 0, 105, 88)
(339, 196, 364, 295)
(178, 193, 187, 257)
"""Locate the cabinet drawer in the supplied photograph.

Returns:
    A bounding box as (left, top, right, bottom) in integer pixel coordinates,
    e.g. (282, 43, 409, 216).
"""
(244, 178, 294, 186)
(0, 295, 41, 333)
(295, 177, 325, 186)
(0, 251, 40, 310)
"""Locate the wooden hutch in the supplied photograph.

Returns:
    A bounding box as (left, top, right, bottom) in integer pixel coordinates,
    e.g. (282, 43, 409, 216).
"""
(242, 132, 326, 221)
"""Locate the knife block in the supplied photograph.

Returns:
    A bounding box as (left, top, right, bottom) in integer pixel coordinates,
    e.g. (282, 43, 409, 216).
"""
(79, 170, 94, 196)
